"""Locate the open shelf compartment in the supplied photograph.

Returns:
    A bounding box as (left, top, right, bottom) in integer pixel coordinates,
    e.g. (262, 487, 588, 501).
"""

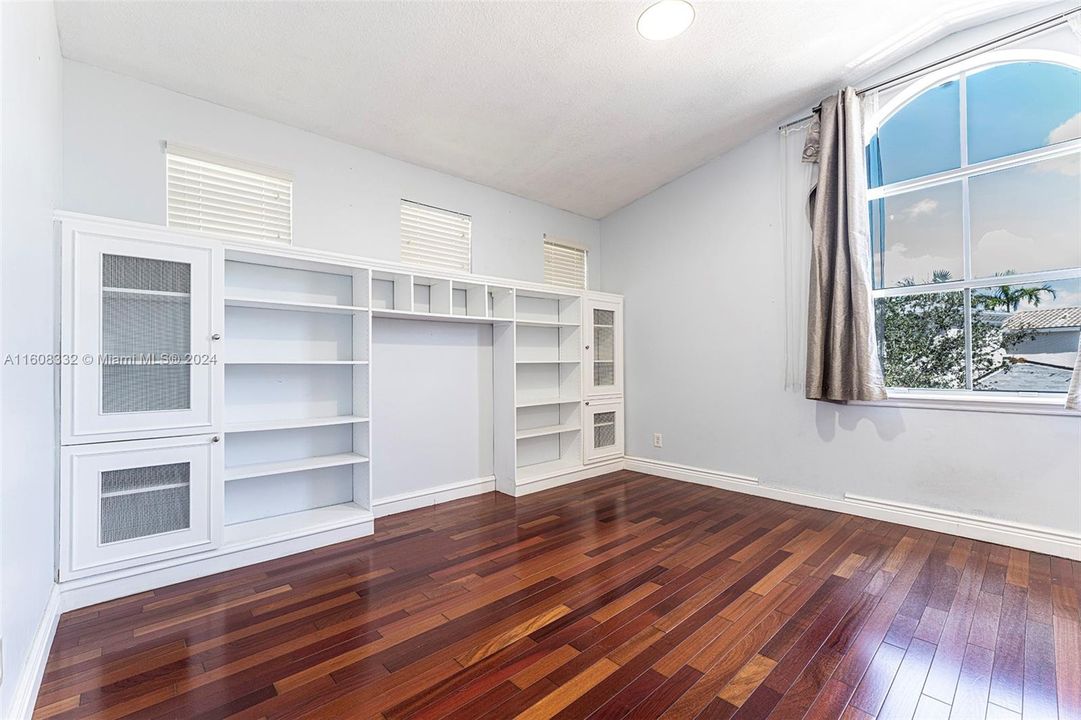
(222, 256, 372, 535)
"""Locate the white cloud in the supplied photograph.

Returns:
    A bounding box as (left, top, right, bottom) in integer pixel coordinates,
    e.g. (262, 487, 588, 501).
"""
(883, 245, 962, 286)
(898, 198, 939, 221)
(972, 228, 1081, 278)
(1031, 154, 1080, 177)
(1047, 112, 1081, 145)
(1031, 113, 1081, 176)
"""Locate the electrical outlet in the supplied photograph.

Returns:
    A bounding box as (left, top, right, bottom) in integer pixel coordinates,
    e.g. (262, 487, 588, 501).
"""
(653, 433, 663, 448)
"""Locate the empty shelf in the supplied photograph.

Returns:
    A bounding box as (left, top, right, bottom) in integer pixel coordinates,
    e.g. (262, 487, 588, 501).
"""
(372, 308, 495, 324)
(225, 296, 368, 314)
(516, 455, 582, 481)
(224, 502, 373, 546)
(225, 415, 369, 433)
(225, 452, 369, 482)
(516, 423, 581, 440)
(225, 360, 368, 365)
(515, 359, 580, 364)
(515, 320, 580, 328)
(515, 397, 581, 408)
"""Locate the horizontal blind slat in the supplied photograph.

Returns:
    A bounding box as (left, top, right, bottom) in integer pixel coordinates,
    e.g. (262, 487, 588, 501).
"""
(167, 206, 292, 233)
(167, 151, 292, 244)
(168, 190, 292, 220)
(544, 240, 586, 289)
(400, 199, 471, 272)
(167, 165, 291, 198)
(167, 155, 292, 190)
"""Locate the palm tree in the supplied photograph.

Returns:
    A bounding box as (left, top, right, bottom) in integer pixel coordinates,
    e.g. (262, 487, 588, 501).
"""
(972, 271, 1057, 311)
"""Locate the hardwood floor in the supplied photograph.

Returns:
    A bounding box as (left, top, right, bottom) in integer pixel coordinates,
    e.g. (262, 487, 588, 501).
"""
(34, 471, 1081, 719)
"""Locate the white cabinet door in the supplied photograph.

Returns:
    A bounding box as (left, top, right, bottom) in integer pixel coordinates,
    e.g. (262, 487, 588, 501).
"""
(62, 221, 224, 443)
(60, 434, 223, 579)
(584, 399, 624, 463)
(584, 297, 622, 398)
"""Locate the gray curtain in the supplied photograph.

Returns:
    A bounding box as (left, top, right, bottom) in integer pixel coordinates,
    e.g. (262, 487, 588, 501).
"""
(803, 88, 886, 402)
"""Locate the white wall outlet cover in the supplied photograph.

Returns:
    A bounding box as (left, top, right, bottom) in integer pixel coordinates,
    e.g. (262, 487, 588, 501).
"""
(653, 433, 663, 448)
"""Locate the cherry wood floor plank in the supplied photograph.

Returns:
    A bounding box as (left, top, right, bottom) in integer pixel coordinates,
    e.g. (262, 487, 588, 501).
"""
(32, 473, 1077, 720)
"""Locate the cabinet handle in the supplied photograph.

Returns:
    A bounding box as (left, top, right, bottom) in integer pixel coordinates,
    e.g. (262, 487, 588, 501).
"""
(585, 345, 590, 350)
(585, 401, 590, 406)
(211, 435, 221, 443)
(211, 333, 222, 341)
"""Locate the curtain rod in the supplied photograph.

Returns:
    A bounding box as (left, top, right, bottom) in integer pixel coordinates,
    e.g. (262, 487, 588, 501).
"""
(777, 6, 1079, 132)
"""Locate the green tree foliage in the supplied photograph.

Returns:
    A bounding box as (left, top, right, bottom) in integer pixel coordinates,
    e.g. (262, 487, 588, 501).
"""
(875, 270, 1048, 389)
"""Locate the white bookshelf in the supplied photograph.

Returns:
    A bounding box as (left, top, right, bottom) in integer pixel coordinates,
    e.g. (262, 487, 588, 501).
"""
(505, 290, 584, 485)
(222, 257, 371, 534)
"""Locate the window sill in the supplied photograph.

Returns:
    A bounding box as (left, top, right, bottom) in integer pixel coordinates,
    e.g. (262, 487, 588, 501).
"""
(851, 391, 1079, 417)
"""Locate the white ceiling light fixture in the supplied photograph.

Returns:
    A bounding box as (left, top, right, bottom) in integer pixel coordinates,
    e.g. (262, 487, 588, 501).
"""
(637, 0, 695, 41)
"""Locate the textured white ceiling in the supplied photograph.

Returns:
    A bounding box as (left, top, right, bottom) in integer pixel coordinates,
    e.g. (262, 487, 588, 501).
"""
(55, 1, 1046, 218)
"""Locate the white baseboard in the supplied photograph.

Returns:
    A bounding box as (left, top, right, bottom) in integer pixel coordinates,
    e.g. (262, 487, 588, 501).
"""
(58, 519, 374, 611)
(7, 584, 62, 720)
(511, 459, 626, 496)
(625, 456, 1081, 560)
(373, 476, 496, 517)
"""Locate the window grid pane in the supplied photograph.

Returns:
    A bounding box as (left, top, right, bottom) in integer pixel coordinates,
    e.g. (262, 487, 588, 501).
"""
(868, 59, 1081, 394)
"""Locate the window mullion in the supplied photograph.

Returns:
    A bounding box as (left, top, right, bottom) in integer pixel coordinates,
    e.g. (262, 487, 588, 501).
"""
(959, 72, 974, 391)
(963, 287, 974, 391)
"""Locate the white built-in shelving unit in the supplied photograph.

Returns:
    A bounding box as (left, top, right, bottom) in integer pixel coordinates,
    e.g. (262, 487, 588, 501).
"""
(57, 213, 623, 601)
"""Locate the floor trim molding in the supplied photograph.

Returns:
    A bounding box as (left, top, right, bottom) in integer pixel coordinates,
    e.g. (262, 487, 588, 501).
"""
(625, 456, 1081, 560)
(8, 584, 62, 720)
(373, 476, 497, 517)
(511, 459, 626, 496)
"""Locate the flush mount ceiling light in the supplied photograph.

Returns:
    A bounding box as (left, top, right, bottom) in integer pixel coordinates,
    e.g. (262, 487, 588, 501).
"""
(637, 0, 695, 41)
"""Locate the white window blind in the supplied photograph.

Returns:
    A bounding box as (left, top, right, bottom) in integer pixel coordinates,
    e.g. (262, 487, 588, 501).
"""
(400, 200, 472, 273)
(166, 144, 292, 243)
(543, 237, 587, 289)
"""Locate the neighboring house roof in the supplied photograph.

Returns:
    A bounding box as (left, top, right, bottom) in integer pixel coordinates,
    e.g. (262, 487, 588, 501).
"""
(1001, 307, 1081, 331)
(974, 360, 1074, 393)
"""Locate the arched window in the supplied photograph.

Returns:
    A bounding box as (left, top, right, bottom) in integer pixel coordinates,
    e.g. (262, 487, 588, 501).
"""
(867, 54, 1081, 395)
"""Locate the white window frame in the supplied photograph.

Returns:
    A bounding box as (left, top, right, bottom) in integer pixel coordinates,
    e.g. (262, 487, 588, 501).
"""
(543, 235, 588, 290)
(865, 49, 1081, 411)
(165, 143, 293, 244)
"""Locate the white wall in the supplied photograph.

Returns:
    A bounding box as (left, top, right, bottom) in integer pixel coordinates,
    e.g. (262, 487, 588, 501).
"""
(0, 1, 63, 714)
(600, 12, 1081, 539)
(61, 60, 601, 287)
(371, 319, 493, 502)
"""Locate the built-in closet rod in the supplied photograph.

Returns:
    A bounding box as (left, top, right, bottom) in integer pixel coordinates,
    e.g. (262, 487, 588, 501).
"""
(778, 6, 1079, 131)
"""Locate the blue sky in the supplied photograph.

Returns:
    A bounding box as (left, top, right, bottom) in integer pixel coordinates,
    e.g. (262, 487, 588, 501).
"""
(869, 61, 1081, 294)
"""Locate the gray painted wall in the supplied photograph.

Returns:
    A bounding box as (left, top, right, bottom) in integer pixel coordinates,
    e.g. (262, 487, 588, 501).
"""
(62, 60, 601, 288)
(600, 11, 1081, 538)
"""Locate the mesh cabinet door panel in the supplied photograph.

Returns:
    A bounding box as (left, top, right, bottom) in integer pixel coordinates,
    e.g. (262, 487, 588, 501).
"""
(101, 254, 193, 413)
(592, 308, 617, 390)
(99, 462, 192, 544)
(593, 411, 616, 448)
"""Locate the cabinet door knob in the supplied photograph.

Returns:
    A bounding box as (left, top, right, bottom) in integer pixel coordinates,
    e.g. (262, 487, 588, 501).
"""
(211, 333, 222, 341)
(211, 435, 221, 443)
(585, 401, 590, 406)
(585, 345, 590, 350)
